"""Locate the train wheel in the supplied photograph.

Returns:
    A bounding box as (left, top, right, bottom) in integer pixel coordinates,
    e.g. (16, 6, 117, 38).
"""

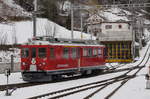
(92, 70, 101, 75)
(81, 70, 92, 76)
(52, 75, 62, 81)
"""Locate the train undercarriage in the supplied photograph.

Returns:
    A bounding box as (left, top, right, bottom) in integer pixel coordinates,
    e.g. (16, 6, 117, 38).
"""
(22, 66, 106, 82)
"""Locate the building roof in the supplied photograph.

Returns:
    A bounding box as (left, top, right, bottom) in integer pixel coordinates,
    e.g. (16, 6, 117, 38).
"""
(86, 13, 106, 24)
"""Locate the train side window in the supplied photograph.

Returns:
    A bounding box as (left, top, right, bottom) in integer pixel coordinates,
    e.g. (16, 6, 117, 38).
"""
(21, 48, 29, 58)
(31, 48, 36, 58)
(38, 48, 46, 58)
(63, 48, 69, 59)
(93, 48, 97, 57)
(87, 48, 92, 57)
(83, 48, 87, 57)
(71, 48, 77, 59)
(77, 48, 80, 58)
(50, 48, 55, 58)
(104, 48, 107, 57)
(98, 48, 102, 56)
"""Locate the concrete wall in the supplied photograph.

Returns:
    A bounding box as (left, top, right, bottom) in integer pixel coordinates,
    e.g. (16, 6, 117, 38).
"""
(99, 22, 133, 41)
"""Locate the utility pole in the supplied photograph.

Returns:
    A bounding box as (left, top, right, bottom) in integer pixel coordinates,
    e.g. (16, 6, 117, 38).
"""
(113, 0, 115, 4)
(127, 0, 135, 60)
(33, 0, 37, 38)
(71, 0, 74, 40)
(80, 13, 83, 39)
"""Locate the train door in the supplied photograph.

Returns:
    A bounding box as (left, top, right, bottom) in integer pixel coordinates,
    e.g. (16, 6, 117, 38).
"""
(70, 47, 80, 70)
(48, 47, 56, 70)
(21, 47, 30, 70)
(29, 47, 37, 71)
(82, 47, 93, 67)
(56, 47, 70, 69)
(36, 47, 48, 71)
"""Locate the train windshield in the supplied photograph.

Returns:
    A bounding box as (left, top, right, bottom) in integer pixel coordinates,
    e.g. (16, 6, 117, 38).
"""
(38, 48, 46, 58)
(21, 48, 29, 58)
(31, 48, 36, 58)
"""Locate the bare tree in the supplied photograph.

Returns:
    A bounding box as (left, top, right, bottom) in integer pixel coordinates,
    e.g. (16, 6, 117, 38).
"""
(12, 24, 18, 45)
(45, 21, 52, 36)
(0, 33, 8, 45)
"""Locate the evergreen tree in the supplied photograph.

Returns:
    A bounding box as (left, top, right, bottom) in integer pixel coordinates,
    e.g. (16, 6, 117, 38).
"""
(39, 0, 59, 24)
(66, 15, 71, 30)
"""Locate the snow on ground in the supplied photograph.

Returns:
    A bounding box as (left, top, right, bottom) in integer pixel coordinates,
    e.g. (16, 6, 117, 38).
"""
(0, 48, 20, 63)
(144, 28, 150, 38)
(101, 11, 129, 21)
(0, 3, 150, 98)
(99, 7, 129, 21)
(0, 73, 24, 85)
(111, 65, 150, 99)
(0, 71, 127, 98)
(3, 0, 23, 10)
(0, 43, 150, 99)
(145, 19, 150, 24)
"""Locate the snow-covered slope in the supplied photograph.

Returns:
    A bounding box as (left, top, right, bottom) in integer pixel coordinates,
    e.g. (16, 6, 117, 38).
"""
(0, 18, 96, 44)
(0, 0, 150, 44)
(0, 0, 30, 20)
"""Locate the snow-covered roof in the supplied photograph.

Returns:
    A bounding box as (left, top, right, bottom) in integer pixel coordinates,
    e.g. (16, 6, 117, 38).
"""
(22, 40, 104, 47)
(86, 13, 105, 24)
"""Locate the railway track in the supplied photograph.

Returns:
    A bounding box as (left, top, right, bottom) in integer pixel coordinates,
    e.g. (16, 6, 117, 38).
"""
(108, 63, 126, 70)
(0, 82, 50, 91)
(84, 66, 145, 99)
(84, 44, 150, 99)
(104, 66, 144, 99)
(0, 65, 143, 92)
(27, 44, 150, 99)
(0, 45, 149, 98)
(27, 66, 145, 99)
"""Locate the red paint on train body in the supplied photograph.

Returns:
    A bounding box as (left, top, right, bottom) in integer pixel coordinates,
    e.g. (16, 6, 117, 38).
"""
(20, 41, 106, 82)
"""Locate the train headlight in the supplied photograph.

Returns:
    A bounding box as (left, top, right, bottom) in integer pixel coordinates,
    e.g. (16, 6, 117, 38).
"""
(22, 62, 26, 66)
(42, 62, 46, 65)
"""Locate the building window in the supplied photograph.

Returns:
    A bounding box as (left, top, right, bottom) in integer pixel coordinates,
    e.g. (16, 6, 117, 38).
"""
(94, 32, 97, 36)
(38, 48, 46, 58)
(128, 25, 130, 29)
(50, 48, 55, 58)
(99, 29, 102, 32)
(105, 25, 112, 29)
(118, 25, 122, 29)
(63, 48, 69, 59)
(89, 30, 91, 33)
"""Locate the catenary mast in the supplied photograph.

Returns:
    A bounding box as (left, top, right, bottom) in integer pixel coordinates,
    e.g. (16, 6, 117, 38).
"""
(33, 0, 37, 38)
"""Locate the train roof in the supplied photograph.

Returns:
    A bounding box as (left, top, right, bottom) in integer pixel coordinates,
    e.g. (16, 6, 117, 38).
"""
(22, 40, 104, 47)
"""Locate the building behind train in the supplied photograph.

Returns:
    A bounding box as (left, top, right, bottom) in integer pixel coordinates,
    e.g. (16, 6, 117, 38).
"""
(86, 13, 134, 62)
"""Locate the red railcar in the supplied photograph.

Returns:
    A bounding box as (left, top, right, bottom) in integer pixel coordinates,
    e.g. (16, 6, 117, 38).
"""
(21, 39, 106, 82)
